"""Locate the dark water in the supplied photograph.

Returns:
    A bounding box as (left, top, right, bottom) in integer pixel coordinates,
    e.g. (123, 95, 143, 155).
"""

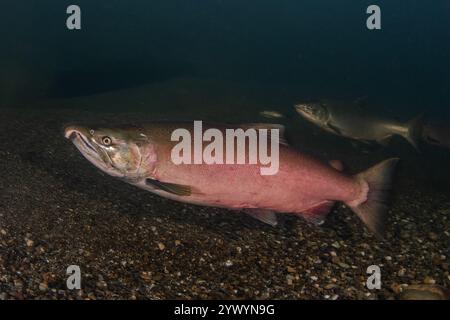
(1, 1, 450, 119)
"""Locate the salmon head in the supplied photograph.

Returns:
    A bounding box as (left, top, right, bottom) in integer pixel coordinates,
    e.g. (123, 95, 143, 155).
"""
(64, 125, 156, 181)
(294, 101, 330, 127)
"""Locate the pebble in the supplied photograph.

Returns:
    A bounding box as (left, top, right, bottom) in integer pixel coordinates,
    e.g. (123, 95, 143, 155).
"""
(338, 262, 350, 269)
(158, 243, 165, 251)
(423, 276, 436, 285)
(287, 266, 296, 273)
(400, 285, 450, 300)
(39, 283, 48, 291)
(224, 260, 233, 267)
(0, 229, 6, 236)
(26, 239, 34, 247)
(428, 232, 438, 241)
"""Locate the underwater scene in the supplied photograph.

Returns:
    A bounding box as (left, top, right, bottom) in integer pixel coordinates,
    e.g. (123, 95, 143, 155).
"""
(0, 0, 449, 301)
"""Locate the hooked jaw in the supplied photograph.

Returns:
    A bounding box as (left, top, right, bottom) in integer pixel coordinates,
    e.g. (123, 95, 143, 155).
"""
(65, 125, 89, 141)
(64, 125, 126, 179)
(65, 126, 99, 155)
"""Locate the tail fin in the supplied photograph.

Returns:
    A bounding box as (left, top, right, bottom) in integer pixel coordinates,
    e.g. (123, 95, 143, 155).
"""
(405, 114, 425, 151)
(346, 158, 399, 238)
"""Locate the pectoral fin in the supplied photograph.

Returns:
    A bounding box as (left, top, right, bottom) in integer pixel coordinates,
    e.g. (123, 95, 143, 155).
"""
(145, 179, 192, 196)
(327, 122, 343, 135)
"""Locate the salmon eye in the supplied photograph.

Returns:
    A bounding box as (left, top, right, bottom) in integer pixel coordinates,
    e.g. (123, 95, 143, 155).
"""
(102, 136, 112, 146)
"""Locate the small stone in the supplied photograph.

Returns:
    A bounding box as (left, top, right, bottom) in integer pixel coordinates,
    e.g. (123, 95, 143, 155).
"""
(310, 276, 318, 281)
(423, 276, 436, 285)
(338, 262, 350, 269)
(26, 239, 34, 247)
(287, 266, 296, 273)
(0, 292, 7, 300)
(140, 272, 151, 281)
(397, 268, 406, 277)
(39, 283, 48, 291)
(0, 229, 6, 236)
(428, 232, 438, 241)
(385, 256, 392, 261)
(158, 243, 165, 251)
(400, 284, 449, 300)
(174, 240, 181, 246)
(391, 283, 403, 294)
(14, 280, 23, 288)
(224, 260, 233, 267)
(96, 281, 107, 289)
(331, 241, 340, 249)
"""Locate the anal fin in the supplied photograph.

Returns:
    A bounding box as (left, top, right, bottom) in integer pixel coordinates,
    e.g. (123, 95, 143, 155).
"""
(244, 209, 278, 226)
(295, 201, 335, 225)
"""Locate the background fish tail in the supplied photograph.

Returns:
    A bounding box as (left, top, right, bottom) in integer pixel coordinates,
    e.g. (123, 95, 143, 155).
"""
(404, 114, 425, 150)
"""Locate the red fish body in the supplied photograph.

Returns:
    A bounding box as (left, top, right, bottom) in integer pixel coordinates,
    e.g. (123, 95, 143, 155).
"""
(65, 122, 398, 236)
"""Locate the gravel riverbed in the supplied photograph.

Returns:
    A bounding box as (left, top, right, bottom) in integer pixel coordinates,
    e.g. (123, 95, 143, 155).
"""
(0, 105, 449, 300)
